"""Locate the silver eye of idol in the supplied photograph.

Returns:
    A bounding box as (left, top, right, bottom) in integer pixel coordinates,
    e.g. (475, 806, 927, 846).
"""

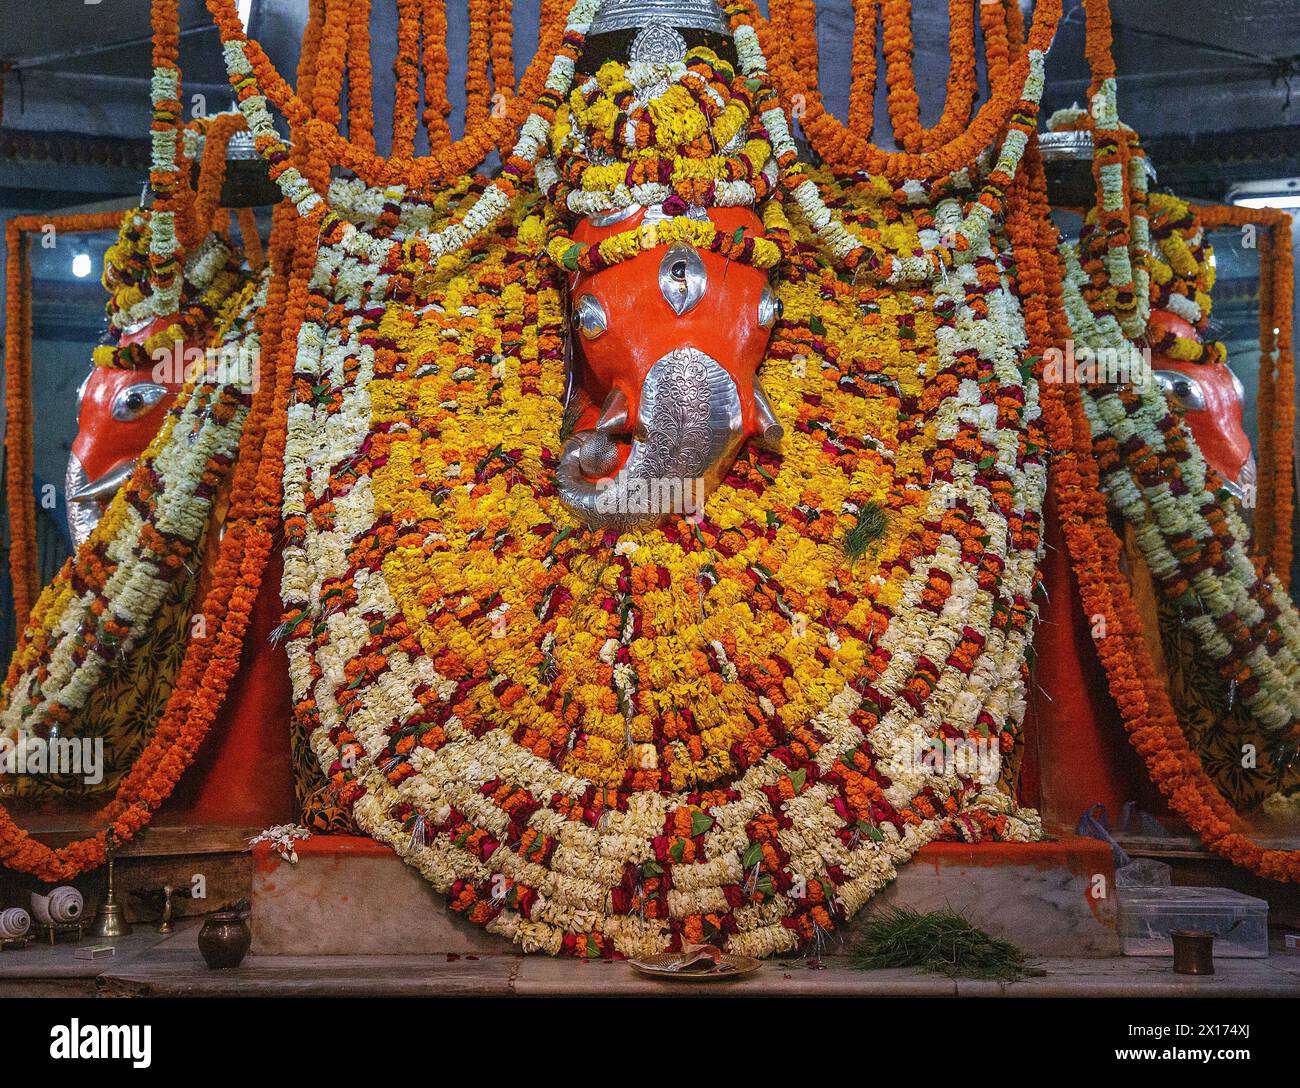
(757, 284, 782, 329)
(1154, 370, 1206, 412)
(659, 244, 706, 316)
(573, 294, 608, 340)
(110, 381, 169, 422)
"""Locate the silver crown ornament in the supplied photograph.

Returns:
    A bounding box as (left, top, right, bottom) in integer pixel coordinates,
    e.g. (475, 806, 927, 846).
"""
(588, 0, 732, 36)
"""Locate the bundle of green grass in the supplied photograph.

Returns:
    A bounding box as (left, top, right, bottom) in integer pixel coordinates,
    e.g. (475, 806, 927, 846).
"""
(849, 908, 1028, 981)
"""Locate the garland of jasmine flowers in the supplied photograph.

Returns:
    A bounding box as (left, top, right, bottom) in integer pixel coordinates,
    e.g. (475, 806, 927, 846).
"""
(147, 0, 188, 319)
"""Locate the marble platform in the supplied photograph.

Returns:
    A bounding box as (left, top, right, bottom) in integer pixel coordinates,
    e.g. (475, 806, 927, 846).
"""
(248, 834, 1121, 958)
(3, 919, 1298, 998)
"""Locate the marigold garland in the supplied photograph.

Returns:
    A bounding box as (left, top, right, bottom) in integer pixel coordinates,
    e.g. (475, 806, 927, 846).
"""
(760, 0, 1061, 180)
(1011, 141, 1300, 880)
(879, 0, 977, 153)
(201, 0, 562, 195)
(346, 0, 377, 155)
(4, 212, 130, 625)
(1197, 201, 1295, 584)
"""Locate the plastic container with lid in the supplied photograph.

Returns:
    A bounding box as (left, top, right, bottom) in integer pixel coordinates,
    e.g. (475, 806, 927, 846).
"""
(1117, 886, 1269, 958)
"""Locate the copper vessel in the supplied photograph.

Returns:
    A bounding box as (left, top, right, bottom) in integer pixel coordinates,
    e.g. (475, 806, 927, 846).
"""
(198, 911, 251, 969)
(1170, 930, 1215, 975)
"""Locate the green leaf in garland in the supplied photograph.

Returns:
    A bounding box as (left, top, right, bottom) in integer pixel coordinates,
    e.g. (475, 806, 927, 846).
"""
(741, 841, 764, 869)
(789, 767, 807, 794)
(809, 314, 827, 336)
(844, 501, 888, 561)
(562, 243, 583, 272)
(690, 810, 715, 837)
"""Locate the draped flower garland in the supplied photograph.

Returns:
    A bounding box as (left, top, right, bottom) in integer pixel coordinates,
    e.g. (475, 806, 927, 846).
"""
(1196, 202, 1295, 583)
(4, 212, 137, 625)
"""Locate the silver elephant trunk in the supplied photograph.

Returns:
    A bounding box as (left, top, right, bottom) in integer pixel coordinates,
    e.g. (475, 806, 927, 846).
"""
(557, 347, 747, 530)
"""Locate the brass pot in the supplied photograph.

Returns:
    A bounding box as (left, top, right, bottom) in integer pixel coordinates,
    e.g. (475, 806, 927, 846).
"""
(197, 911, 251, 970)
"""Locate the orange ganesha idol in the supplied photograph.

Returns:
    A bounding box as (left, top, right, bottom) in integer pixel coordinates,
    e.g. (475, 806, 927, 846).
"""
(558, 205, 783, 526)
(549, 3, 787, 528)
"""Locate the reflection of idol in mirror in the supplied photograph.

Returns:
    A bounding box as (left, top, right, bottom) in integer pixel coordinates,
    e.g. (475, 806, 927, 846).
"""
(66, 317, 183, 548)
(1149, 308, 1255, 514)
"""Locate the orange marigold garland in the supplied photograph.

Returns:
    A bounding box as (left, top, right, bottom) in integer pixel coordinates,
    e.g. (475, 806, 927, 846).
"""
(761, 0, 1061, 180)
(202, 0, 561, 195)
(4, 212, 126, 625)
(346, 0, 377, 155)
(1010, 141, 1300, 881)
(879, 0, 977, 152)
(421, 0, 454, 150)
(392, 0, 422, 158)
(1197, 202, 1295, 584)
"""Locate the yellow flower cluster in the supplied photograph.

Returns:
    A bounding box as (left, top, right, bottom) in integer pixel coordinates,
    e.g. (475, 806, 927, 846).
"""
(366, 184, 934, 792)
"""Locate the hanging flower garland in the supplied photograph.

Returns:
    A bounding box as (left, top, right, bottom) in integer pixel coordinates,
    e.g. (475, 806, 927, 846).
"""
(346, 0, 377, 155)
(760, 0, 1061, 180)
(878, 0, 978, 153)
(147, 0, 190, 319)
(206, 0, 597, 264)
(1197, 201, 1295, 583)
(420, 0, 454, 150)
(4, 211, 133, 625)
(200, 0, 566, 195)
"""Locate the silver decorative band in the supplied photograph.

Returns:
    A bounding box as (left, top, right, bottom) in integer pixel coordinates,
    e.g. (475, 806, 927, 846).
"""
(589, 0, 731, 36)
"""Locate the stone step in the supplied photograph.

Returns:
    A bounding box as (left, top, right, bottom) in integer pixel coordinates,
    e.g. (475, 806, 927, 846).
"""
(250, 834, 1120, 957)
